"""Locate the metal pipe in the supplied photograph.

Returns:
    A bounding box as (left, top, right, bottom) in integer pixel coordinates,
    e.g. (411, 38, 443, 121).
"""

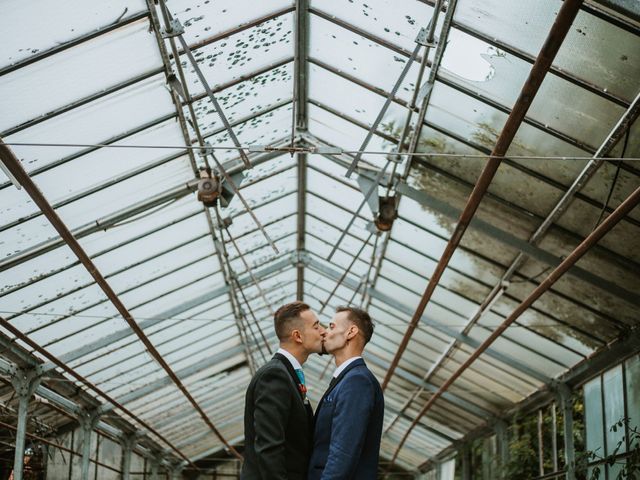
(344, 33, 424, 178)
(121, 435, 136, 480)
(0, 140, 239, 461)
(381, 0, 585, 392)
(80, 411, 99, 480)
(319, 232, 374, 316)
(307, 65, 640, 228)
(557, 384, 576, 480)
(12, 383, 31, 480)
(538, 409, 545, 477)
(388, 182, 640, 466)
(416, 86, 640, 395)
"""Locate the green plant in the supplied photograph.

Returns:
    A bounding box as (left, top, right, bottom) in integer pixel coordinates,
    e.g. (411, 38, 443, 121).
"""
(576, 418, 640, 480)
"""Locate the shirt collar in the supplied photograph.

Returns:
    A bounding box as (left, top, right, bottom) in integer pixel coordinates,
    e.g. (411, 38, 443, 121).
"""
(332, 356, 362, 378)
(277, 348, 303, 371)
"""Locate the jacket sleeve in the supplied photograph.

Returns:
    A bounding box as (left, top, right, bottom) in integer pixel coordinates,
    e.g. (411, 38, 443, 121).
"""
(320, 373, 375, 480)
(253, 367, 292, 479)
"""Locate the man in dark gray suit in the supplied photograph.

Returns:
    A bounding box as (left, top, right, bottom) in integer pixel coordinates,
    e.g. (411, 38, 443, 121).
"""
(308, 306, 384, 480)
(241, 301, 326, 479)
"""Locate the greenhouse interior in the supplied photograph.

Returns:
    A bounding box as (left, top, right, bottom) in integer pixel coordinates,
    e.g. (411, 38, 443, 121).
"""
(0, 0, 639, 478)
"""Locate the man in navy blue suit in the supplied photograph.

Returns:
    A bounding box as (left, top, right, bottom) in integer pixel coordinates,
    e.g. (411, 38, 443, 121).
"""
(308, 306, 384, 479)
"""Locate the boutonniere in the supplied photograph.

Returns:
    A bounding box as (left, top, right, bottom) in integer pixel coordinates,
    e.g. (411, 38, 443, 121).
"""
(298, 383, 307, 396)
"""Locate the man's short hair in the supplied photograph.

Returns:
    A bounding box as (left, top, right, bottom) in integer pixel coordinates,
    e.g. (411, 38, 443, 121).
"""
(274, 301, 311, 340)
(336, 306, 374, 344)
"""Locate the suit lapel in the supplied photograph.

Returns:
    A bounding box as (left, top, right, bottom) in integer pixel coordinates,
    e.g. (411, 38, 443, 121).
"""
(273, 353, 307, 404)
(316, 358, 365, 415)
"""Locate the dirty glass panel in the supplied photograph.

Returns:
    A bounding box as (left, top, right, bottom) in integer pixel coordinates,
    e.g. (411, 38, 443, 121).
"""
(2, 122, 188, 227)
(627, 355, 640, 444)
(225, 166, 297, 216)
(203, 103, 294, 163)
(443, 27, 628, 150)
(307, 101, 391, 172)
(309, 13, 422, 104)
(0, 160, 193, 256)
(307, 56, 408, 135)
(423, 81, 508, 150)
(584, 376, 605, 457)
(531, 78, 626, 152)
(225, 192, 297, 240)
(0, 19, 161, 132)
(603, 366, 626, 455)
(180, 13, 294, 95)
(553, 9, 640, 102)
(77, 196, 203, 256)
(192, 62, 293, 135)
(227, 232, 297, 276)
(0, 0, 147, 67)
(168, 0, 293, 45)
(2, 74, 175, 176)
(454, 0, 558, 63)
(306, 194, 371, 244)
(310, 0, 434, 53)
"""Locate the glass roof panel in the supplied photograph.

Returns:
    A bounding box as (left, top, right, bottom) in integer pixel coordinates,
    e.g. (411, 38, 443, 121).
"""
(0, 19, 162, 132)
(2, 121, 187, 226)
(78, 196, 202, 256)
(307, 101, 390, 171)
(0, 0, 147, 68)
(2, 74, 175, 174)
(224, 192, 297, 239)
(203, 103, 294, 163)
(309, 13, 420, 104)
(180, 14, 294, 95)
(168, 0, 293, 45)
(309, 0, 434, 53)
(455, 0, 640, 101)
(1, 160, 194, 255)
(193, 63, 293, 136)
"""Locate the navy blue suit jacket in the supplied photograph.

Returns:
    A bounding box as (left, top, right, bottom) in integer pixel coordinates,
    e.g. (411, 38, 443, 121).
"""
(308, 358, 384, 480)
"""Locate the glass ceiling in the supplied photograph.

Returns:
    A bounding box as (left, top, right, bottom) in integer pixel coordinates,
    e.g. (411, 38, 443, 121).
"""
(1, 0, 639, 474)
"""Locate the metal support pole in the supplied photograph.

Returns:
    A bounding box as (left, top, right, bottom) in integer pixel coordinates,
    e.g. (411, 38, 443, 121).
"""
(552, 403, 559, 473)
(495, 420, 509, 478)
(121, 433, 138, 480)
(461, 443, 472, 480)
(79, 409, 101, 480)
(557, 384, 576, 480)
(170, 466, 183, 480)
(9, 368, 41, 480)
(150, 455, 160, 480)
(538, 409, 545, 477)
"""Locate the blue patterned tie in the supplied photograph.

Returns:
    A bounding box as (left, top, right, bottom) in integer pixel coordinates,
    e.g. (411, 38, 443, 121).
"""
(295, 368, 306, 386)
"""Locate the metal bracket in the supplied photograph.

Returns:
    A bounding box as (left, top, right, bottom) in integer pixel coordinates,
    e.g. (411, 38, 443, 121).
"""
(78, 408, 101, 432)
(10, 368, 41, 399)
(161, 18, 184, 38)
(415, 27, 436, 47)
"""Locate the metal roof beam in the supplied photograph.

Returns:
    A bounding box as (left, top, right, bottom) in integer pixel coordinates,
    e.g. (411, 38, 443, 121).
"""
(304, 137, 639, 308)
(41, 255, 293, 371)
(1, 140, 241, 458)
(99, 345, 246, 413)
(303, 252, 552, 385)
(308, 7, 633, 144)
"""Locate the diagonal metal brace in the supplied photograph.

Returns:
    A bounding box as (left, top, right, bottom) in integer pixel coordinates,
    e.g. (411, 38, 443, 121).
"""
(168, 17, 251, 169)
(344, 27, 427, 178)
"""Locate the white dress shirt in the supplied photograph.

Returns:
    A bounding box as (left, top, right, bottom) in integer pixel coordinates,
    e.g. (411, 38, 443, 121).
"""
(332, 356, 362, 379)
(277, 347, 303, 371)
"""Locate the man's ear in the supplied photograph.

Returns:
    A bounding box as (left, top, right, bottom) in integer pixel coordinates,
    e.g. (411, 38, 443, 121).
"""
(347, 325, 359, 341)
(291, 329, 303, 344)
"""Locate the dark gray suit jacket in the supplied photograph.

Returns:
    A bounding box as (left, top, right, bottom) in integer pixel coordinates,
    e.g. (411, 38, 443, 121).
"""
(241, 353, 314, 480)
